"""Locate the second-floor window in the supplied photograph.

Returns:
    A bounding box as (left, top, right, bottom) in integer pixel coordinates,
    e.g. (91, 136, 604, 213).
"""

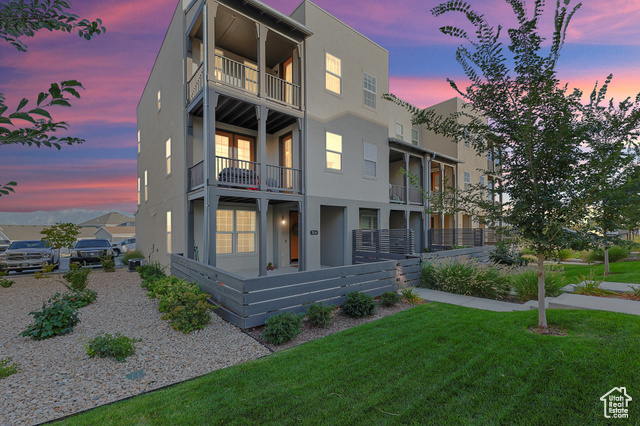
(166, 211, 172, 253)
(326, 131, 342, 171)
(396, 123, 404, 141)
(464, 171, 471, 191)
(325, 53, 342, 95)
(137, 177, 140, 205)
(412, 129, 419, 146)
(137, 130, 141, 154)
(363, 142, 377, 178)
(363, 73, 376, 108)
(166, 138, 172, 176)
(144, 170, 148, 202)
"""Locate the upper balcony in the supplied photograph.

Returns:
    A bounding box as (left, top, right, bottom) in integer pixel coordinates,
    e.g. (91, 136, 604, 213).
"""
(186, 4, 305, 111)
(389, 149, 423, 206)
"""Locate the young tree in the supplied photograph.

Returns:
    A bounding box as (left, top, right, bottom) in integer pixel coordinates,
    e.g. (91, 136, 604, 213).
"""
(386, 0, 640, 332)
(41, 222, 80, 273)
(0, 0, 105, 196)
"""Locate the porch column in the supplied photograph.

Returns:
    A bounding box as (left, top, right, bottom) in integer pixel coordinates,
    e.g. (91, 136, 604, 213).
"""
(297, 200, 306, 271)
(257, 198, 269, 276)
(403, 153, 409, 205)
(256, 105, 268, 191)
(204, 194, 219, 266)
(439, 162, 444, 230)
(204, 1, 218, 77)
(187, 201, 195, 259)
(256, 23, 268, 98)
(297, 117, 304, 194)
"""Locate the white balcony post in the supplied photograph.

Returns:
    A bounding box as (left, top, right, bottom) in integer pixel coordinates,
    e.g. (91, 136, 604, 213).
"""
(403, 153, 409, 204)
(256, 105, 268, 191)
(256, 23, 267, 98)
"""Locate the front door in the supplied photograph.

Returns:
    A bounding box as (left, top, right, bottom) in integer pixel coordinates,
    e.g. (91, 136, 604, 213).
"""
(290, 211, 299, 263)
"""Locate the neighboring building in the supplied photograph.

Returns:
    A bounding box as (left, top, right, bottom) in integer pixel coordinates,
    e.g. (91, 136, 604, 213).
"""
(94, 226, 136, 242)
(137, 0, 496, 275)
(78, 212, 134, 228)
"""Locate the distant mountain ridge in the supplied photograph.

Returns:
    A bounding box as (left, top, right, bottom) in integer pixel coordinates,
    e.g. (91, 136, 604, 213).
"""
(0, 209, 135, 226)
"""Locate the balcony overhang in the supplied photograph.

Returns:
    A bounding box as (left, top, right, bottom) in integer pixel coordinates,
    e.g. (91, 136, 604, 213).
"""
(388, 138, 464, 165)
(215, 95, 298, 134)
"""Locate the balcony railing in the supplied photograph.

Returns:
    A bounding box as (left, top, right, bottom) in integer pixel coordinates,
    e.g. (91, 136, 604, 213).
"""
(266, 74, 300, 108)
(389, 184, 405, 203)
(214, 156, 302, 193)
(216, 156, 260, 189)
(187, 62, 204, 104)
(188, 160, 204, 191)
(213, 54, 258, 94)
(265, 164, 301, 193)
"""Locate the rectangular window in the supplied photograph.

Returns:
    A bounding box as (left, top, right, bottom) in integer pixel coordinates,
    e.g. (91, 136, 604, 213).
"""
(363, 142, 377, 178)
(488, 180, 493, 201)
(464, 171, 471, 191)
(165, 138, 171, 175)
(325, 53, 342, 95)
(326, 131, 342, 171)
(396, 122, 404, 141)
(411, 129, 419, 146)
(166, 211, 172, 253)
(137, 177, 141, 205)
(216, 210, 256, 254)
(144, 170, 148, 201)
(137, 130, 141, 154)
(157, 90, 161, 111)
(236, 211, 256, 253)
(363, 73, 376, 108)
(216, 210, 234, 254)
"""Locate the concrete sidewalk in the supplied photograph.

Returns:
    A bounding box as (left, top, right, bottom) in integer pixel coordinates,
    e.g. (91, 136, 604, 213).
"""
(413, 286, 640, 316)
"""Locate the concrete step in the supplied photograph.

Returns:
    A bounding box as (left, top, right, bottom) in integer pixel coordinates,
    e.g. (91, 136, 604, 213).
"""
(549, 293, 640, 316)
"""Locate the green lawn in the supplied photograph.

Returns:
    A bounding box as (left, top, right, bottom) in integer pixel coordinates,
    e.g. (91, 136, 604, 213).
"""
(60, 303, 640, 425)
(561, 260, 640, 284)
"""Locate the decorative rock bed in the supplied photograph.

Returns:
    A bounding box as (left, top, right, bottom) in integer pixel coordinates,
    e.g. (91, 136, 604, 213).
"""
(0, 269, 270, 425)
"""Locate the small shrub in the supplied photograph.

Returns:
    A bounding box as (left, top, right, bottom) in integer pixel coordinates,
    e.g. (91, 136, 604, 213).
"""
(420, 263, 438, 289)
(306, 303, 335, 328)
(147, 276, 184, 299)
(520, 254, 537, 264)
(34, 263, 55, 279)
(150, 277, 216, 333)
(0, 271, 14, 288)
(85, 333, 141, 362)
(490, 241, 523, 266)
(574, 270, 616, 296)
(137, 262, 166, 288)
(556, 249, 573, 261)
(62, 267, 91, 292)
(21, 294, 80, 340)
(400, 287, 423, 304)
(342, 291, 376, 318)
(122, 250, 144, 266)
(100, 256, 115, 272)
(61, 289, 98, 308)
(509, 267, 567, 302)
(419, 259, 511, 300)
(0, 357, 19, 379)
(627, 285, 640, 297)
(585, 246, 630, 264)
(261, 311, 303, 345)
(380, 291, 401, 307)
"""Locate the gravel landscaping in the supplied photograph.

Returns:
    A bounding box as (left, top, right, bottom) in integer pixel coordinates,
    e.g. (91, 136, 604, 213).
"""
(0, 269, 270, 426)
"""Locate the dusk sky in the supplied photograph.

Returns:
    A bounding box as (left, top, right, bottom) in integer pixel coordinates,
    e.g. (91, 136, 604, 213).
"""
(1, 0, 639, 213)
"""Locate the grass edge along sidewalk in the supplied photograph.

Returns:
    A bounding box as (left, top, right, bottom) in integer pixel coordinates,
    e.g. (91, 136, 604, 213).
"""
(59, 303, 640, 425)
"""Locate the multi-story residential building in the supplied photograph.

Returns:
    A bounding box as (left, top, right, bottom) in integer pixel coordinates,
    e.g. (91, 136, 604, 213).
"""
(137, 0, 496, 277)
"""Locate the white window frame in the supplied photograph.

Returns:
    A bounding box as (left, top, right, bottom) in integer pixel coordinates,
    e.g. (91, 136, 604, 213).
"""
(363, 72, 376, 109)
(411, 129, 419, 146)
(396, 122, 404, 141)
(325, 131, 342, 171)
(363, 142, 377, 178)
(144, 170, 148, 202)
(166, 211, 172, 253)
(325, 53, 342, 95)
(216, 210, 257, 255)
(464, 171, 471, 191)
(137, 177, 141, 205)
(137, 130, 141, 154)
(166, 138, 172, 176)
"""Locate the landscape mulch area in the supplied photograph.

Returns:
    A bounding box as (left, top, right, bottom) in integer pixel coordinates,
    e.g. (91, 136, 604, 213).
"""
(246, 301, 417, 352)
(0, 269, 269, 426)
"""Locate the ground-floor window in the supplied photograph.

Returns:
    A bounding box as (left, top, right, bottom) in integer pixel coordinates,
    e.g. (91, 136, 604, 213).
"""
(216, 209, 256, 255)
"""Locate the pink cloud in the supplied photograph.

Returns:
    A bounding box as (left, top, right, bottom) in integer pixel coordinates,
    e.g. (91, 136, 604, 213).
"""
(389, 76, 469, 109)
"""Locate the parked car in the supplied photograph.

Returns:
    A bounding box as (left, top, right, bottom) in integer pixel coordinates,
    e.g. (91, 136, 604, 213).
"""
(111, 238, 136, 256)
(0, 240, 59, 273)
(70, 239, 114, 265)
